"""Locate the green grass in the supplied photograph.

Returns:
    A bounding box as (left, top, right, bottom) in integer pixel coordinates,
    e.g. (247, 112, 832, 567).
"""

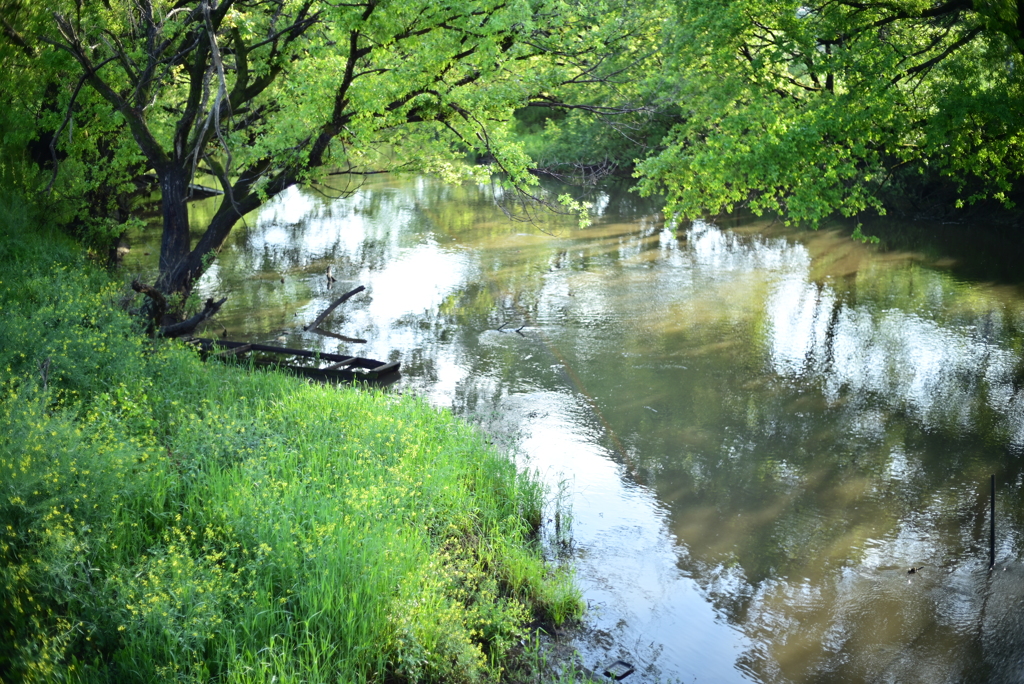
(0, 190, 582, 684)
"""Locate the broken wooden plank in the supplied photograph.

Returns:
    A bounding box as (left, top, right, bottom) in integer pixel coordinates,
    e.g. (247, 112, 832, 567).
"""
(323, 358, 359, 371)
(303, 285, 365, 331)
(369, 360, 401, 377)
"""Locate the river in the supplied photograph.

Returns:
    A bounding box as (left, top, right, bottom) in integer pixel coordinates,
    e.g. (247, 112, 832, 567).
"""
(126, 175, 1024, 683)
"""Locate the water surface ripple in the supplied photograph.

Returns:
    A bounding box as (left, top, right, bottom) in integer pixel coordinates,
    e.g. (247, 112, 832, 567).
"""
(127, 177, 1024, 683)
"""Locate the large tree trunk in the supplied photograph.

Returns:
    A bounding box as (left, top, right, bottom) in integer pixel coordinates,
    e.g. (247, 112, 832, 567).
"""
(155, 165, 194, 297)
(160, 168, 292, 297)
(160, 188, 255, 298)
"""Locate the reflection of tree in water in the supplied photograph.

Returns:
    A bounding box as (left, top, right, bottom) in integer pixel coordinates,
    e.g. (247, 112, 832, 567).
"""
(433, 213, 1024, 682)
(609, 222, 1024, 683)
(129, 177, 1024, 681)
(768, 258, 1024, 448)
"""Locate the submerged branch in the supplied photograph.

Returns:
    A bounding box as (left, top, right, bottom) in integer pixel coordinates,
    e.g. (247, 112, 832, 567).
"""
(131, 278, 225, 337)
(160, 296, 228, 338)
(304, 284, 365, 331)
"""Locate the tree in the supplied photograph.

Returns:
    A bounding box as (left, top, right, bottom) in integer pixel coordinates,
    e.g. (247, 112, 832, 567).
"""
(2, 0, 614, 316)
(634, 0, 1024, 226)
(511, 0, 675, 185)
(1, 1, 147, 257)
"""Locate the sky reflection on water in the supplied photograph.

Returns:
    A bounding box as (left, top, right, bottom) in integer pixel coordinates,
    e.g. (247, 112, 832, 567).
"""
(127, 176, 1024, 683)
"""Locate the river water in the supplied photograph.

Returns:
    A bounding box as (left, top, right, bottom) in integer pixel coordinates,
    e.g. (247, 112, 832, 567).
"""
(126, 176, 1024, 683)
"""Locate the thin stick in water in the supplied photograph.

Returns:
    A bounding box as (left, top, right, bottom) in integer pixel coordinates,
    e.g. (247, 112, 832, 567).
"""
(989, 474, 996, 571)
(304, 285, 365, 331)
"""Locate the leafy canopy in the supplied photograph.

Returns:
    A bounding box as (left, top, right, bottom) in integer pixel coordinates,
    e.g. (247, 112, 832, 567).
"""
(634, 0, 1024, 224)
(2, 0, 622, 294)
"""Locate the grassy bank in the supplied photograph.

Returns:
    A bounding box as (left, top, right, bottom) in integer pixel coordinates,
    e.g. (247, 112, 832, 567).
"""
(0, 193, 582, 683)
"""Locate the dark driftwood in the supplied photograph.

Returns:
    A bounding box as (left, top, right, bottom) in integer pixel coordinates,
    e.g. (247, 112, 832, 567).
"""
(131, 280, 225, 338)
(494, 320, 527, 337)
(190, 338, 401, 383)
(191, 338, 360, 364)
(161, 297, 228, 338)
(304, 285, 365, 331)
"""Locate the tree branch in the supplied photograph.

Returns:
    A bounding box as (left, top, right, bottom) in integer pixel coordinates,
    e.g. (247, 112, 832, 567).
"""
(890, 26, 982, 85)
(304, 285, 365, 330)
(1, 16, 35, 57)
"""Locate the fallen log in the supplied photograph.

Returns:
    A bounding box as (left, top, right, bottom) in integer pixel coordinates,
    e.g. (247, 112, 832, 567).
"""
(131, 280, 226, 338)
(160, 297, 228, 338)
(190, 338, 360, 364)
(189, 338, 401, 384)
(214, 343, 252, 357)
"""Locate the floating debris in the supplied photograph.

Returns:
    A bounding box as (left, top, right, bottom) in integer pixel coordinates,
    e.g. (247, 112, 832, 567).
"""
(602, 660, 635, 680)
(189, 337, 399, 384)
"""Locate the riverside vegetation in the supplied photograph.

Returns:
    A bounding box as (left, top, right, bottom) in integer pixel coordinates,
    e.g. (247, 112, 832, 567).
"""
(0, 190, 583, 683)
(3, 0, 1022, 340)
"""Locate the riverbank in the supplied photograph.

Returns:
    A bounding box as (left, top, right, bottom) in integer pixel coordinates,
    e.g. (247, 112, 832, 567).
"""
(0, 192, 582, 683)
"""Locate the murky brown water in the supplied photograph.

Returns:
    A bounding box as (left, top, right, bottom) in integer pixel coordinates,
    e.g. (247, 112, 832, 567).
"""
(126, 176, 1024, 683)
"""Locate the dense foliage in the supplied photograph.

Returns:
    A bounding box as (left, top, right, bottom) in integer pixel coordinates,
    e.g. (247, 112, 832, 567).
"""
(0, 0, 624, 298)
(634, 0, 1024, 225)
(0, 193, 581, 683)
(3, 0, 1024, 289)
(510, 1, 673, 185)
